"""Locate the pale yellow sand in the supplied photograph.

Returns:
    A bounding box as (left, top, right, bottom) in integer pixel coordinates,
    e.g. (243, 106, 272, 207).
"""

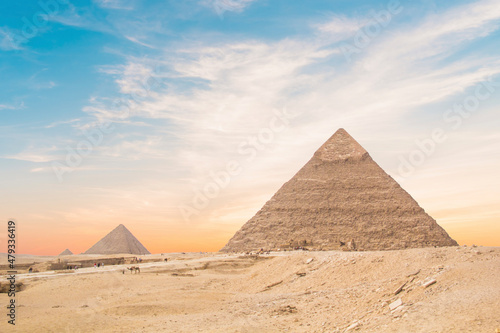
(1, 246, 499, 332)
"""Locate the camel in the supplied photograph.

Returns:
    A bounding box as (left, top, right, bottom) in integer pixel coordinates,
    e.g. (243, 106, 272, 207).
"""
(126, 266, 140, 274)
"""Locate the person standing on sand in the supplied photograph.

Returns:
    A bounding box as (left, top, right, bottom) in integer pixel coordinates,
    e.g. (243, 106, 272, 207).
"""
(94, 262, 97, 268)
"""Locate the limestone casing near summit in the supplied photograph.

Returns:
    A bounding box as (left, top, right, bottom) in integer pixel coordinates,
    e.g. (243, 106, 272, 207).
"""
(221, 128, 458, 252)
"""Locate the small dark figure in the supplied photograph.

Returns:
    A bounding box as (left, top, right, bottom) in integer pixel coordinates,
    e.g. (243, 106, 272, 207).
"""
(29, 267, 33, 273)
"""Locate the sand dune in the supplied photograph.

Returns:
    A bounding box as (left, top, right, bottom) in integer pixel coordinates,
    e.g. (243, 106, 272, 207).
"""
(1, 246, 499, 332)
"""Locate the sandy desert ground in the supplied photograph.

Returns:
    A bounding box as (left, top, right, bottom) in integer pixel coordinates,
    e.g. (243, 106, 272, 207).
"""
(1, 246, 499, 332)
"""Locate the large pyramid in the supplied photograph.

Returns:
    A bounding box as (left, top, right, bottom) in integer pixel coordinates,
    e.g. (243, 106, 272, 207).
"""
(221, 129, 458, 252)
(84, 224, 150, 255)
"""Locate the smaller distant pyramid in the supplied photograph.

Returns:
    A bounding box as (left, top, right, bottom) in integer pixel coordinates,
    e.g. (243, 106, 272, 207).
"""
(59, 249, 73, 256)
(84, 224, 150, 255)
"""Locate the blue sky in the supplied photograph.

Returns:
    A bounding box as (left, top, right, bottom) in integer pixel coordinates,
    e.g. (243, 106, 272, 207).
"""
(1, 0, 499, 254)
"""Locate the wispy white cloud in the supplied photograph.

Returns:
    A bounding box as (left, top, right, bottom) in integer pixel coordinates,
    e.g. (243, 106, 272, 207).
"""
(49, 4, 114, 34)
(45, 118, 81, 129)
(124, 35, 156, 49)
(90, 0, 500, 221)
(315, 14, 368, 43)
(90, 0, 500, 144)
(32, 80, 57, 90)
(202, 0, 259, 16)
(0, 101, 25, 110)
(359, 0, 500, 71)
(93, 0, 135, 10)
(26, 68, 58, 90)
(0, 104, 17, 110)
(50, 2, 163, 47)
(97, 136, 170, 160)
(6, 146, 60, 163)
(0, 27, 24, 51)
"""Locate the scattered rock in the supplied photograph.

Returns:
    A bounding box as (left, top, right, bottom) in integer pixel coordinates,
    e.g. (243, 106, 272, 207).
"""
(422, 279, 437, 288)
(407, 269, 421, 277)
(345, 322, 359, 331)
(262, 280, 283, 292)
(389, 298, 403, 311)
(306, 258, 314, 264)
(394, 281, 408, 295)
(296, 272, 306, 277)
(392, 304, 405, 315)
(272, 305, 297, 315)
(0, 282, 26, 293)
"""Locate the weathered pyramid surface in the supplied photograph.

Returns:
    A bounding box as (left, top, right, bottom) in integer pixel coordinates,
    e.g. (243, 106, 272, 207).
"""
(84, 224, 150, 255)
(58, 249, 73, 256)
(221, 129, 458, 252)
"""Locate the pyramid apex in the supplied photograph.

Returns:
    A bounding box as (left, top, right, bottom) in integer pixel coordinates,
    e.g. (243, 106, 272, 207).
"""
(314, 128, 368, 162)
(115, 224, 128, 230)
